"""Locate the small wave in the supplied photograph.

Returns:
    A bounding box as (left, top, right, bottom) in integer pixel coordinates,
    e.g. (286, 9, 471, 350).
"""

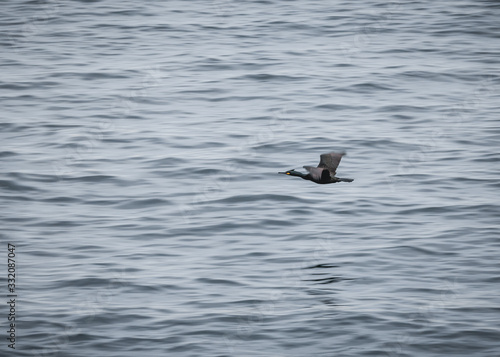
(0, 179, 40, 192)
(0, 151, 17, 158)
(233, 73, 307, 82)
(65, 175, 120, 183)
(116, 198, 171, 209)
(207, 193, 313, 204)
(196, 278, 245, 286)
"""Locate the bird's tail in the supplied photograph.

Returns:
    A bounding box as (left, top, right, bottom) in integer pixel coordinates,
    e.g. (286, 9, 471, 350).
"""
(338, 177, 354, 182)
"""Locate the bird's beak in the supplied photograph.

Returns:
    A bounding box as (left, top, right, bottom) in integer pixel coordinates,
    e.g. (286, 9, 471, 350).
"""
(278, 171, 286, 174)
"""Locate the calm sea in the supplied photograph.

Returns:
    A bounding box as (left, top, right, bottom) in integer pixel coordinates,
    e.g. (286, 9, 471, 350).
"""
(1, 0, 500, 356)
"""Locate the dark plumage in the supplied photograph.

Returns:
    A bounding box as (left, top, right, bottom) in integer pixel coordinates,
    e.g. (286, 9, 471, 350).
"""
(278, 152, 354, 184)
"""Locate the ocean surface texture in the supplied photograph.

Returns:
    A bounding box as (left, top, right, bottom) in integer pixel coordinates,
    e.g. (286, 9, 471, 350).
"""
(1, 0, 500, 356)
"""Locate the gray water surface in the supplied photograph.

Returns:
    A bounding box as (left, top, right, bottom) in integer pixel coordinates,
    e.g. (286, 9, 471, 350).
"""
(1, 1, 500, 356)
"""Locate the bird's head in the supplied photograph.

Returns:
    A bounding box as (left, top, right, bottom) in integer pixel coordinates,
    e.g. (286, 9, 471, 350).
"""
(278, 169, 303, 177)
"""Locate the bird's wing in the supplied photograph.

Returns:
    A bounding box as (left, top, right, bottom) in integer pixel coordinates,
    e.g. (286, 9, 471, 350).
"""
(303, 166, 325, 181)
(318, 152, 345, 175)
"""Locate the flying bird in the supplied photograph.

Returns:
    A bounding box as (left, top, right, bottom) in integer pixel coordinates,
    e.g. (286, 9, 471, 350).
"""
(278, 152, 354, 184)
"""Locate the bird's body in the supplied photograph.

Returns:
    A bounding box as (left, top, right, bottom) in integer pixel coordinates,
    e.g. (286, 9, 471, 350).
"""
(279, 152, 353, 184)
